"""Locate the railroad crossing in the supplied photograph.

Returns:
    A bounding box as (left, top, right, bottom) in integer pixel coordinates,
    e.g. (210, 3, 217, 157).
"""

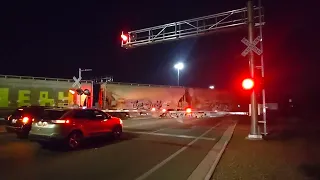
(120, 0, 267, 139)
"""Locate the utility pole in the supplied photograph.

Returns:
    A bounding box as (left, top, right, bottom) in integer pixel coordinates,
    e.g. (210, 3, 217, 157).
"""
(247, 0, 262, 140)
(259, 0, 267, 135)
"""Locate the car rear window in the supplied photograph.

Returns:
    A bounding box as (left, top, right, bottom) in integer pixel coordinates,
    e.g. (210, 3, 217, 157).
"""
(42, 110, 69, 120)
(11, 107, 44, 117)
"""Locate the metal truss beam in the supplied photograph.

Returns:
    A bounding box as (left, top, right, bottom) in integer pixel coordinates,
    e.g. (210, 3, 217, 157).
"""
(121, 6, 264, 48)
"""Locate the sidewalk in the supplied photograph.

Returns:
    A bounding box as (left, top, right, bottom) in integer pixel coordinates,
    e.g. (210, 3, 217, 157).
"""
(212, 116, 320, 180)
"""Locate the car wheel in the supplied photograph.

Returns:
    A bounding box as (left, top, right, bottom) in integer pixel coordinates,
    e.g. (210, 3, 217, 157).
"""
(16, 132, 28, 139)
(112, 126, 122, 140)
(38, 142, 49, 149)
(67, 131, 83, 150)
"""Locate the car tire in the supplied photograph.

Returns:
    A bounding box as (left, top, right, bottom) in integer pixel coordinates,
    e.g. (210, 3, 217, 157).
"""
(38, 142, 49, 149)
(16, 132, 28, 139)
(67, 131, 83, 150)
(112, 125, 122, 140)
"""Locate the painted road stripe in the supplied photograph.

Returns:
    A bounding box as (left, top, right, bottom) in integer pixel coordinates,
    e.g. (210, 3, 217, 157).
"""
(126, 131, 216, 141)
(123, 118, 197, 128)
(123, 119, 173, 128)
(150, 118, 204, 133)
(187, 121, 237, 180)
(134, 121, 221, 180)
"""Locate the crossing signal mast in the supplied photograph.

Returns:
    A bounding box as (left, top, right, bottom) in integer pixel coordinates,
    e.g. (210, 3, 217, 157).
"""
(120, 1, 266, 139)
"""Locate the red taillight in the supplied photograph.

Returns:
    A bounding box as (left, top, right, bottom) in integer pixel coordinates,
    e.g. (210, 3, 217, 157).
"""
(51, 120, 70, 124)
(22, 117, 29, 123)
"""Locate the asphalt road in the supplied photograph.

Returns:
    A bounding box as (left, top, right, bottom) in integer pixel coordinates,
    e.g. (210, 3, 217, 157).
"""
(0, 116, 235, 180)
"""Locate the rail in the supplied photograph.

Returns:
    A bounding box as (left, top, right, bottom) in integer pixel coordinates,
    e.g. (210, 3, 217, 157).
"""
(102, 109, 248, 117)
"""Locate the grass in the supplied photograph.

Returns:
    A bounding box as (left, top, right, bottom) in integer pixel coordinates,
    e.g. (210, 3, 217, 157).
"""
(212, 115, 320, 180)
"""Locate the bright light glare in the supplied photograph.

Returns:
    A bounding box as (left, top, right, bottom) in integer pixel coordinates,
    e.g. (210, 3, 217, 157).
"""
(174, 62, 184, 70)
(151, 107, 156, 111)
(69, 89, 75, 95)
(22, 117, 29, 124)
(186, 108, 192, 113)
(121, 34, 128, 41)
(209, 85, 215, 89)
(242, 78, 254, 90)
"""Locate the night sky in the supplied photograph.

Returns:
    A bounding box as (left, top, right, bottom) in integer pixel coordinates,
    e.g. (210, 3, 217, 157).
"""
(1, 0, 319, 106)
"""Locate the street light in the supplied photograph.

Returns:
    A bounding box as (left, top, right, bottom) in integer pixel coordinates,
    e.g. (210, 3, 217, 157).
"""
(209, 85, 215, 89)
(174, 62, 184, 86)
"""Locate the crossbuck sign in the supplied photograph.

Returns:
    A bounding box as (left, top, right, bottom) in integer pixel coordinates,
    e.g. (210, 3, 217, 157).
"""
(241, 36, 262, 57)
(72, 76, 82, 88)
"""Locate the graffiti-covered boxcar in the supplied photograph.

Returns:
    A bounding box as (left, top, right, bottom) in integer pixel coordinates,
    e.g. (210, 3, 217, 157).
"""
(0, 75, 93, 110)
(99, 83, 234, 111)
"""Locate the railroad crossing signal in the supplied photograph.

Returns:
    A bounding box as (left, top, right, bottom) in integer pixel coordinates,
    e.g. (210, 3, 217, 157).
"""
(242, 78, 254, 90)
(72, 76, 82, 88)
(241, 36, 262, 57)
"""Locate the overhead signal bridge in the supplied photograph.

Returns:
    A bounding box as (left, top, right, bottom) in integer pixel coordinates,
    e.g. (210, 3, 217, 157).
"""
(121, 7, 264, 48)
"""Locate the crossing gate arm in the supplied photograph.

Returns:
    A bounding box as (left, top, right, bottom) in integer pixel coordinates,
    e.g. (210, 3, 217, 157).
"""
(121, 6, 265, 49)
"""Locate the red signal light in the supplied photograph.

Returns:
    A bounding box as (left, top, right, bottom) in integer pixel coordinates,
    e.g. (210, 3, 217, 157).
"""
(121, 34, 128, 42)
(242, 78, 254, 90)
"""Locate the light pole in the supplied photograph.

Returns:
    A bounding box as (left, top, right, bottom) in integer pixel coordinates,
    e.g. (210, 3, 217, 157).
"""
(174, 62, 184, 86)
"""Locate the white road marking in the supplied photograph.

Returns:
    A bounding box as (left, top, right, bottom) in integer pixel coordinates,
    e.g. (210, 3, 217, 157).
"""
(134, 122, 221, 180)
(126, 131, 216, 141)
(123, 119, 173, 128)
(151, 118, 203, 133)
(187, 121, 237, 180)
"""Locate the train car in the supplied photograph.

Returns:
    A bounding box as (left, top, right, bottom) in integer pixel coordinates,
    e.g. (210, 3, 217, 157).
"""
(99, 82, 234, 111)
(0, 75, 93, 111)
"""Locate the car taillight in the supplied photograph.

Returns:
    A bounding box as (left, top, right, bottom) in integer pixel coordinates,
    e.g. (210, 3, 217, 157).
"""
(22, 117, 30, 124)
(51, 120, 70, 124)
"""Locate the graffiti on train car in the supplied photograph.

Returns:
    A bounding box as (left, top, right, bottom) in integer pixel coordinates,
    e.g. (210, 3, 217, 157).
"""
(0, 88, 72, 108)
(101, 84, 233, 111)
(131, 100, 164, 110)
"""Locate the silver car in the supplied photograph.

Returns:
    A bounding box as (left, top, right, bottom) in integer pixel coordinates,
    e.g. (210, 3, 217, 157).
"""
(29, 108, 123, 150)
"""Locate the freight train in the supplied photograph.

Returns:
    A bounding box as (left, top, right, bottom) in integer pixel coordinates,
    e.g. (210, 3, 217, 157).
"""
(0, 75, 234, 113)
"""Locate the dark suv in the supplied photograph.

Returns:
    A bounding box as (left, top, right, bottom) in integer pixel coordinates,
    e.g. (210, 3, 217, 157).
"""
(5, 106, 52, 138)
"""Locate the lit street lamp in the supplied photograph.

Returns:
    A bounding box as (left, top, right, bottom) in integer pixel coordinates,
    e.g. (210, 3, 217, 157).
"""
(174, 62, 184, 86)
(209, 85, 215, 89)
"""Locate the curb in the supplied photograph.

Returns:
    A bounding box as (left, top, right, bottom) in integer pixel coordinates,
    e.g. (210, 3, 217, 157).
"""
(205, 122, 237, 180)
(187, 120, 237, 180)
